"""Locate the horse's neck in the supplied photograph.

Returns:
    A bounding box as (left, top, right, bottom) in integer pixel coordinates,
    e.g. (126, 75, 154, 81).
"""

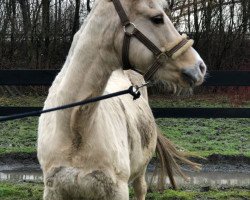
(56, 8, 119, 108)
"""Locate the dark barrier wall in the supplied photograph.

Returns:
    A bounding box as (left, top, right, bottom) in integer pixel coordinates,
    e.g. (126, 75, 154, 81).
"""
(0, 70, 249, 118)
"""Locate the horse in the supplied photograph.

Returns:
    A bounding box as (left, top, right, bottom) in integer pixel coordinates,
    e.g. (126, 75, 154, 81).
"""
(37, 0, 207, 199)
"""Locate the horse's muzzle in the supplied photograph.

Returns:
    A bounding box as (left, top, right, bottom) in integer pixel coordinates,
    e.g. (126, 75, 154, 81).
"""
(181, 62, 206, 86)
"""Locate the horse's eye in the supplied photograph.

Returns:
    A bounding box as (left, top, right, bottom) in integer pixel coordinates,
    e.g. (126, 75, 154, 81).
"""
(151, 15, 164, 24)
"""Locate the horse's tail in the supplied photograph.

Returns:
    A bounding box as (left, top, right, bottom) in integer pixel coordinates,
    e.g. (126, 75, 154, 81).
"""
(154, 127, 201, 190)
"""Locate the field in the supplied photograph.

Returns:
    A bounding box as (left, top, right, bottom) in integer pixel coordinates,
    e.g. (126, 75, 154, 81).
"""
(0, 93, 249, 199)
(0, 94, 249, 157)
(0, 182, 249, 200)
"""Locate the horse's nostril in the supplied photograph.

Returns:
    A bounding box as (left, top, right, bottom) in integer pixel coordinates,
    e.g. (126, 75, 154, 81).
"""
(199, 63, 206, 75)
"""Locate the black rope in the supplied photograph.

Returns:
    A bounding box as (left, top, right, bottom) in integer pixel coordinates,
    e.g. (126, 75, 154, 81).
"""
(0, 86, 141, 122)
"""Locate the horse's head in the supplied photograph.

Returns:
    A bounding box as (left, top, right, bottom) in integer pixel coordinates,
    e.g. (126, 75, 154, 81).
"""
(112, 0, 206, 89)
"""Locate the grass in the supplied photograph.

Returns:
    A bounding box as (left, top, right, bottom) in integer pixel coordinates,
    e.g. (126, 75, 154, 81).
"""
(0, 94, 249, 157)
(0, 182, 249, 200)
(0, 96, 45, 107)
(146, 189, 250, 200)
(0, 182, 43, 200)
(157, 118, 250, 157)
(149, 93, 250, 108)
(150, 94, 250, 157)
(0, 117, 38, 154)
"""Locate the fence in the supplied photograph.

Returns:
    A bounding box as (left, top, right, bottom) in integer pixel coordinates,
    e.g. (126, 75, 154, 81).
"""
(0, 70, 249, 118)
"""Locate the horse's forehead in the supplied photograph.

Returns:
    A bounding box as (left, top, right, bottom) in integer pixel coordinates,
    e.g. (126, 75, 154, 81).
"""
(132, 0, 168, 19)
(137, 0, 168, 10)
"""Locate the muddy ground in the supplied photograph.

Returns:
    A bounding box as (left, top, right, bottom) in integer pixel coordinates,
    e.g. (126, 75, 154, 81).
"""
(1, 152, 249, 172)
(0, 153, 249, 189)
(0, 151, 249, 200)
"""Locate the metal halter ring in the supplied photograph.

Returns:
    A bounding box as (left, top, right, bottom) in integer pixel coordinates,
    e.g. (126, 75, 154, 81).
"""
(124, 22, 136, 36)
(157, 52, 168, 63)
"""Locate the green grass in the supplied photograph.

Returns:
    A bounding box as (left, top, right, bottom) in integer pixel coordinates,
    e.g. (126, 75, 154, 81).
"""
(146, 189, 250, 200)
(0, 94, 249, 157)
(157, 118, 250, 157)
(149, 94, 250, 108)
(0, 182, 43, 200)
(151, 93, 250, 157)
(0, 96, 45, 107)
(0, 182, 249, 200)
(0, 118, 38, 154)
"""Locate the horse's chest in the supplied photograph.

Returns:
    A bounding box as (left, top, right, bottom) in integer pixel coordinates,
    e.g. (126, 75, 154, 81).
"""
(128, 107, 155, 149)
(97, 97, 157, 179)
(122, 99, 157, 178)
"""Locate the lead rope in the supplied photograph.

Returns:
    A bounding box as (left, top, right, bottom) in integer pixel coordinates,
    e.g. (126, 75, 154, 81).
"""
(0, 83, 150, 122)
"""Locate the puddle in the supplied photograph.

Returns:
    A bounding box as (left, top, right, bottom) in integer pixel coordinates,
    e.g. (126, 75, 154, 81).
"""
(0, 170, 43, 182)
(146, 170, 250, 188)
(0, 169, 249, 188)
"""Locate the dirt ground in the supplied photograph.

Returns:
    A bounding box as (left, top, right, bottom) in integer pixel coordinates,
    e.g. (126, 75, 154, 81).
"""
(0, 153, 249, 199)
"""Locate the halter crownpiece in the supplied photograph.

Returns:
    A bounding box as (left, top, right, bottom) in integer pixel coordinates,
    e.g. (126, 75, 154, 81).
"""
(112, 0, 194, 81)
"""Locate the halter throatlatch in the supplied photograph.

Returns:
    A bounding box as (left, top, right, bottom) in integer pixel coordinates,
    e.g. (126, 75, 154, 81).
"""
(112, 0, 194, 81)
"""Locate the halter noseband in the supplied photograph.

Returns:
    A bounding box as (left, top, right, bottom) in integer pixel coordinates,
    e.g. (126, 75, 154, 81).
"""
(112, 0, 194, 81)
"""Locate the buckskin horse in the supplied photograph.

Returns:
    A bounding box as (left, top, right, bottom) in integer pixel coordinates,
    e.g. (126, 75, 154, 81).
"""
(38, 0, 206, 199)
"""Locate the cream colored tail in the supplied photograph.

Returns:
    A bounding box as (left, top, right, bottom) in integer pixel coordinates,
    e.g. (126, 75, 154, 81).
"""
(154, 127, 201, 190)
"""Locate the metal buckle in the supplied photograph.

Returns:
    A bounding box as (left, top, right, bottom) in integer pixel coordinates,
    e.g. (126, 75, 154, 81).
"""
(157, 53, 167, 63)
(124, 23, 136, 36)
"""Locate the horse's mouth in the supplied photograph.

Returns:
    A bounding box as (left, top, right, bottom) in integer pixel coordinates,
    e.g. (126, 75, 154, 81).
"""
(182, 73, 204, 87)
(182, 74, 195, 87)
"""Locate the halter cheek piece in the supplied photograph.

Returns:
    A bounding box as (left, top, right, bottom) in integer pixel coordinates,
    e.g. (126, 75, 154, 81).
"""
(112, 0, 194, 81)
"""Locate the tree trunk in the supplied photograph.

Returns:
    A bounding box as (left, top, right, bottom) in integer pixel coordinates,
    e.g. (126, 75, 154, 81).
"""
(42, 0, 50, 68)
(0, 0, 11, 63)
(10, 0, 16, 61)
(241, 0, 248, 35)
(71, 0, 80, 41)
(18, 0, 32, 66)
(205, 0, 212, 33)
(193, 0, 200, 43)
(187, 0, 191, 33)
(219, 0, 224, 34)
(247, 0, 250, 32)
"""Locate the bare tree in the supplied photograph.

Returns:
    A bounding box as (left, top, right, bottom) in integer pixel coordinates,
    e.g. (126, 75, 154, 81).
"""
(72, 0, 80, 40)
(18, 0, 32, 64)
(42, 0, 50, 67)
(0, 0, 249, 70)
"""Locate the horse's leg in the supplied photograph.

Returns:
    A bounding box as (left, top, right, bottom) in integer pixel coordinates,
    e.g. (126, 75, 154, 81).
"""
(43, 166, 76, 200)
(113, 181, 129, 200)
(43, 166, 127, 200)
(43, 185, 67, 200)
(132, 170, 147, 200)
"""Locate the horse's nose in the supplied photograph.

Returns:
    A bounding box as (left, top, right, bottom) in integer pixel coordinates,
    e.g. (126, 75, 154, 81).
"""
(182, 62, 206, 86)
(199, 62, 207, 76)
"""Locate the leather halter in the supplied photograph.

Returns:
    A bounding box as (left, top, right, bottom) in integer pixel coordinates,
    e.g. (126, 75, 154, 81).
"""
(112, 0, 191, 81)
